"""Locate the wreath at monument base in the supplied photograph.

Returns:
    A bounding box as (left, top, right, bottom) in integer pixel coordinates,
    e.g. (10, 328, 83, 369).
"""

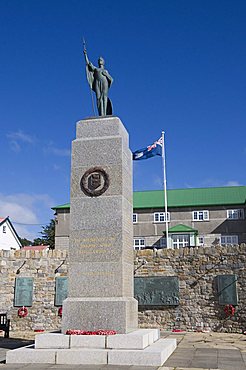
(18, 306, 28, 317)
(224, 304, 236, 317)
(66, 329, 117, 335)
(58, 307, 62, 317)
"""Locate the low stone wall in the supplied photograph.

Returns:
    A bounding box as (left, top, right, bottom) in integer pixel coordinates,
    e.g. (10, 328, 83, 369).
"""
(0, 245, 245, 333)
(135, 244, 246, 333)
(0, 249, 68, 332)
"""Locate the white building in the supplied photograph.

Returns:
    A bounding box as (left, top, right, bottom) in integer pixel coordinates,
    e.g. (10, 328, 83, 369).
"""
(0, 217, 22, 250)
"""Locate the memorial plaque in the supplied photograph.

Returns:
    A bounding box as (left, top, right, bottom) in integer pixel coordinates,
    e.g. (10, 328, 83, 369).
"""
(134, 276, 179, 306)
(55, 277, 68, 306)
(14, 277, 33, 307)
(80, 167, 109, 197)
(216, 274, 238, 305)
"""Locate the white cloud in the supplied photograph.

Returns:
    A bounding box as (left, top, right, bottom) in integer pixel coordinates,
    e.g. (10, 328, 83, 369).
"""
(52, 164, 61, 171)
(7, 130, 36, 152)
(153, 175, 163, 187)
(6, 131, 70, 159)
(9, 140, 21, 152)
(183, 183, 194, 188)
(49, 147, 70, 157)
(199, 179, 242, 188)
(224, 180, 241, 187)
(7, 131, 36, 144)
(43, 142, 70, 157)
(0, 193, 54, 241)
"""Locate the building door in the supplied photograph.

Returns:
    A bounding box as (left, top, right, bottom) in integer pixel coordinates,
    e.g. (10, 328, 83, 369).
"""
(172, 234, 189, 249)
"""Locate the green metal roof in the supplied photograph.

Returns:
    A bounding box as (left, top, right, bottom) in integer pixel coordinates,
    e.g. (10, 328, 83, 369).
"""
(52, 186, 246, 210)
(133, 186, 246, 208)
(51, 203, 70, 210)
(166, 224, 198, 233)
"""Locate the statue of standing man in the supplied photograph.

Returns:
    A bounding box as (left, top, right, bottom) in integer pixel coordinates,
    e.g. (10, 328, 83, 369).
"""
(83, 44, 113, 116)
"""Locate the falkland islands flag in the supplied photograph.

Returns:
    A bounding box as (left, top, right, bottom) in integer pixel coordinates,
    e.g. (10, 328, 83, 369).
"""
(132, 137, 163, 160)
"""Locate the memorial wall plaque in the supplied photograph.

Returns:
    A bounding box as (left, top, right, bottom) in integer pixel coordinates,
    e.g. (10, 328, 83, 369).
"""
(55, 277, 68, 306)
(216, 274, 238, 305)
(134, 276, 179, 306)
(14, 277, 33, 307)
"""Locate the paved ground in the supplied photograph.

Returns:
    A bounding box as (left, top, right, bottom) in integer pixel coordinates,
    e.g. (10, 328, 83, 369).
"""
(0, 336, 33, 364)
(0, 331, 246, 369)
(164, 331, 246, 370)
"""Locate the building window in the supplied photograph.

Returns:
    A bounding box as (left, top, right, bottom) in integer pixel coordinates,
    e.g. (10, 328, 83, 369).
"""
(2, 226, 6, 233)
(221, 235, 238, 245)
(133, 238, 145, 250)
(172, 234, 189, 249)
(160, 237, 167, 248)
(154, 212, 170, 223)
(192, 210, 209, 221)
(198, 236, 204, 246)
(227, 209, 244, 220)
(133, 213, 138, 223)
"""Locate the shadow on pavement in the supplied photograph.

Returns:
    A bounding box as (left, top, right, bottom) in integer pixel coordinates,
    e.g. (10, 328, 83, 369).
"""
(0, 337, 34, 350)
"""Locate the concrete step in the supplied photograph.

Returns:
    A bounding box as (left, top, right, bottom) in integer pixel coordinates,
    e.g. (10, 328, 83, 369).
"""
(6, 330, 176, 367)
(108, 338, 177, 366)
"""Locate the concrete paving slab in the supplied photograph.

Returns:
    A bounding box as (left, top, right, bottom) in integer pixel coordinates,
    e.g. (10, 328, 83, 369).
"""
(169, 368, 219, 370)
(218, 365, 246, 370)
(0, 365, 29, 369)
(49, 366, 107, 369)
(0, 366, 160, 370)
(166, 361, 192, 367)
(189, 360, 217, 368)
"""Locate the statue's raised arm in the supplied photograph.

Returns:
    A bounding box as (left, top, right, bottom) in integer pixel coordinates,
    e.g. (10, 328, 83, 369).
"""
(83, 44, 113, 117)
(84, 49, 95, 71)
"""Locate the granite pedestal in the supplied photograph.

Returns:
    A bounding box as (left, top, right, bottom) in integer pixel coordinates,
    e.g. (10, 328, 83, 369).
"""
(62, 116, 138, 334)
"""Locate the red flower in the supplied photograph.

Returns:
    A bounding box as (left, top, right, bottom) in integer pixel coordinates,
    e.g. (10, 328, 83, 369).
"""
(224, 304, 236, 317)
(66, 329, 117, 335)
(18, 306, 28, 317)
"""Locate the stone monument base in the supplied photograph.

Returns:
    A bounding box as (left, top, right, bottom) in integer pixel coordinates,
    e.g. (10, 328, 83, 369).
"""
(6, 329, 176, 367)
(62, 297, 138, 334)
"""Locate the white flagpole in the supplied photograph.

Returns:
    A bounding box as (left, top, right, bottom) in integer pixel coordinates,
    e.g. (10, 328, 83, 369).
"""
(162, 131, 169, 248)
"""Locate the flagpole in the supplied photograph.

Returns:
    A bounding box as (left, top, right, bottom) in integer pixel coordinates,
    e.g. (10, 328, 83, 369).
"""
(162, 131, 169, 248)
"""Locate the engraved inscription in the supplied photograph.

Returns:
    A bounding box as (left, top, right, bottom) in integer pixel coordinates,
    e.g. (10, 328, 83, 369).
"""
(80, 271, 114, 276)
(79, 236, 116, 255)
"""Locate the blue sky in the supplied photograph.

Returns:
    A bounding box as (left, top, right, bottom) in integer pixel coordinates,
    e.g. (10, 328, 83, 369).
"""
(0, 0, 245, 240)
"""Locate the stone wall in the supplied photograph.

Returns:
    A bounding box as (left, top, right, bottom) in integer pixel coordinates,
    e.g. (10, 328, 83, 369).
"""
(135, 244, 246, 333)
(0, 245, 245, 333)
(0, 249, 68, 332)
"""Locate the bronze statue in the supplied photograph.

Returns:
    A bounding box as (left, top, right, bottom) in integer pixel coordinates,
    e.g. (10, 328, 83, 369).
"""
(83, 43, 113, 116)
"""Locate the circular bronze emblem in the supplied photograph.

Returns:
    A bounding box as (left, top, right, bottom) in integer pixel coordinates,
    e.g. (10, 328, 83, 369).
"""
(80, 167, 109, 197)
